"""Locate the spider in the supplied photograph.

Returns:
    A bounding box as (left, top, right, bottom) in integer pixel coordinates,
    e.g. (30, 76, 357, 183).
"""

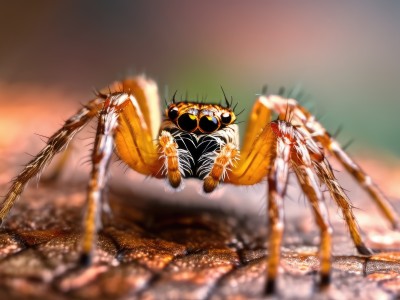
(0, 76, 398, 295)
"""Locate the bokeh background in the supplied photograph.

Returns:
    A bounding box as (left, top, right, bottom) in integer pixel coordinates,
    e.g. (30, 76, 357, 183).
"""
(0, 1, 400, 157)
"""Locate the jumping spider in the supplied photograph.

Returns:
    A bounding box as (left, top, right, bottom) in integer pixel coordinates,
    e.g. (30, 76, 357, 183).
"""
(1, 76, 398, 295)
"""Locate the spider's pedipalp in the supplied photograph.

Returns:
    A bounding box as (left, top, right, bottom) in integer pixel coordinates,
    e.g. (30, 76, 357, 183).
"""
(0, 98, 103, 225)
(158, 130, 183, 188)
(203, 142, 238, 193)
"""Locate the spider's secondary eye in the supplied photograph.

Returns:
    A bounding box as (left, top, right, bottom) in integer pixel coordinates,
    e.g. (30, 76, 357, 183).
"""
(199, 115, 219, 133)
(177, 113, 198, 132)
(221, 112, 232, 124)
(168, 106, 179, 120)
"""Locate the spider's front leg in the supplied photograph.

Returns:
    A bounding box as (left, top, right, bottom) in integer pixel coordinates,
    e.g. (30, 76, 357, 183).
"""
(81, 77, 165, 263)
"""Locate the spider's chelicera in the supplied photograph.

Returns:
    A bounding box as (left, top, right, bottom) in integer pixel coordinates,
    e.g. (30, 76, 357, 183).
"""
(0, 76, 398, 295)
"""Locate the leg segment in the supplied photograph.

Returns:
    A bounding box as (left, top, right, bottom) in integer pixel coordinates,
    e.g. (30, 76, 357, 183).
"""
(314, 160, 372, 255)
(80, 95, 120, 264)
(293, 165, 333, 287)
(0, 98, 103, 224)
(326, 138, 400, 229)
(265, 137, 290, 295)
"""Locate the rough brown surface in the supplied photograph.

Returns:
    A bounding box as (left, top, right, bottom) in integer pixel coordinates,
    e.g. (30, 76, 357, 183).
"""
(1, 86, 400, 300)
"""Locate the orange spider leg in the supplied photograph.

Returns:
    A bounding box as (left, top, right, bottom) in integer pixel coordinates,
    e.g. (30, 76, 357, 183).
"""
(0, 98, 103, 224)
(264, 137, 290, 295)
(227, 100, 275, 185)
(261, 94, 400, 229)
(82, 79, 165, 262)
(314, 160, 372, 254)
(293, 164, 333, 287)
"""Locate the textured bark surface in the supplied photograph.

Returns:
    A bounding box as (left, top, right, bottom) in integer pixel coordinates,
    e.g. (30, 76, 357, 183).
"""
(1, 86, 400, 300)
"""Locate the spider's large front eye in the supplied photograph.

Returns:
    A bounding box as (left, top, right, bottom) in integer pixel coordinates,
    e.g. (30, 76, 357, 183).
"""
(199, 115, 219, 133)
(177, 113, 198, 132)
(221, 112, 232, 124)
(167, 106, 179, 120)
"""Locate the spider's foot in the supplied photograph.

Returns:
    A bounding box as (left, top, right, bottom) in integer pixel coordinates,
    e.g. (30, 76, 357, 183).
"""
(356, 244, 373, 256)
(264, 278, 277, 296)
(79, 252, 92, 267)
(319, 272, 331, 290)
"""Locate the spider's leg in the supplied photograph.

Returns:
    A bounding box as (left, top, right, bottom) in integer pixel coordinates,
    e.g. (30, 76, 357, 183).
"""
(292, 164, 332, 288)
(314, 160, 373, 255)
(322, 137, 400, 229)
(265, 136, 290, 295)
(241, 97, 272, 155)
(0, 98, 103, 225)
(260, 94, 399, 229)
(105, 76, 162, 140)
(82, 79, 164, 262)
(81, 95, 120, 264)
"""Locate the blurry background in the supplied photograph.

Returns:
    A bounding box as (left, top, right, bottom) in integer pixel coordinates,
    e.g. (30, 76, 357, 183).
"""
(0, 1, 400, 157)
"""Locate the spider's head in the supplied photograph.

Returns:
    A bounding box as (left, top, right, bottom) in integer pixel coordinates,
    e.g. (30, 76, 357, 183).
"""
(166, 102, 236, 134)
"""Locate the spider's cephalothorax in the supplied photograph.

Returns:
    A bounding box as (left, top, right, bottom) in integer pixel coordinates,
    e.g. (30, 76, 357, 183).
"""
(1, 76, 398, 295)
(160, 101, 239, 191)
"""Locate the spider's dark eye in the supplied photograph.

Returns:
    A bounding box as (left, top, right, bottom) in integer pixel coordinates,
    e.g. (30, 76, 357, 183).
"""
(221, 112, 232, 124)
(168, 106, 179, 120)
(199, 115, 219, 133)
(177, 113, 198, 132)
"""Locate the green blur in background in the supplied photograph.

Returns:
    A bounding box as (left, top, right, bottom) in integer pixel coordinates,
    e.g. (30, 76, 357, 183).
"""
(0, 1, 399, 156)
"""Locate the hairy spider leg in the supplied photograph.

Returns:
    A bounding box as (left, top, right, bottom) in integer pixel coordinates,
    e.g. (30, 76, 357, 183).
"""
(292, 164, 333, 288)
(256, 95, 374, 254)
(0, 98, 103, 224)
(82, 84, 164, 262)
(262, 94, 400, 229)
(264, 134, 290, 295)
(81, 95, 120, 264)
(314, 160, 372, 254)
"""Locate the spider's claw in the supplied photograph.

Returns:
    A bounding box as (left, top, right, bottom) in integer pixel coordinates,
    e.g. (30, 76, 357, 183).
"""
(79, 252, 92, 267)
(356, 244, 373, 256)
